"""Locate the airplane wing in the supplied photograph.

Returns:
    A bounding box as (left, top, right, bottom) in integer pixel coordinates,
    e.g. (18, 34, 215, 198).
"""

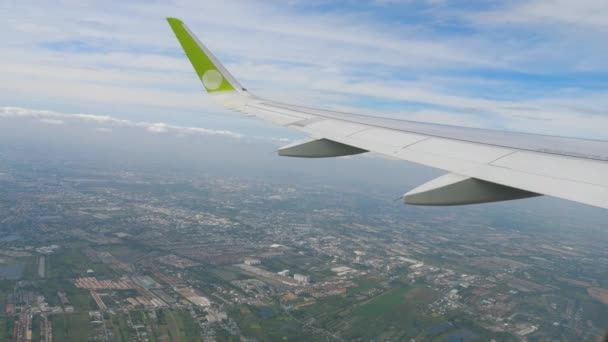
(166, 18, 608, 209)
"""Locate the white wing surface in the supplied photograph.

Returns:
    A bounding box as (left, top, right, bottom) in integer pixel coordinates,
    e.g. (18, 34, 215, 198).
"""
(167, 18, 608, 209)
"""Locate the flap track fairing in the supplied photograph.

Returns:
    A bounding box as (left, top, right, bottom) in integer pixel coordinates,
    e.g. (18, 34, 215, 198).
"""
(278, 138, 367, 158)
(404, 173, 540, 206)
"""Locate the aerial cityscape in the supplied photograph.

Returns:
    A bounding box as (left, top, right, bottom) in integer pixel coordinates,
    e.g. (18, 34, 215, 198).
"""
(0, 131, 606, 341)
(2, 1, 608, 341)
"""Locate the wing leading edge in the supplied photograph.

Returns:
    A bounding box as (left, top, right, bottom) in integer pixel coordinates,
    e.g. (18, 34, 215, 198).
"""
(166, 18, 608, 210)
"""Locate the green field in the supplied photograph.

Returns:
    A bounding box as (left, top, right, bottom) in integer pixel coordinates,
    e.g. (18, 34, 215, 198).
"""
(348, 277, 380, 294)
(107, 309, 202, 342)
(354, 287, 411, 318)
(108, 313, 134, 341)
(0, 317, 15, 341)
(212, 266, 251, 282)
(291, 285, 445, 341)
(50, 312, 92, 341)
(33, 278, 94, 310)
(48, 248, 116, 279)
(22, 256, 40, 280)
(231, 305, 316, 341)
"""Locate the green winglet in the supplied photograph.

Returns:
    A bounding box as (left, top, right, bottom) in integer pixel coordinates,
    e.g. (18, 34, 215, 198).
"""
(167, 17, 236, 93)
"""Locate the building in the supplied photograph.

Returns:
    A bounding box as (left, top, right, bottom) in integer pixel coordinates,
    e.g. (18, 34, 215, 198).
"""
(331, 266, 352, 273)
(206, 308, 228, 323)
(294, 274, 310, 284)
(244, 258, 261, 266)
(278, 270, 290, 277)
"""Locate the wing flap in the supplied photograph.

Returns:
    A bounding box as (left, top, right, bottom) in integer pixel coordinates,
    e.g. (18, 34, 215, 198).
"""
(490, 151, 608, 186)
(407, 138, 514, 164)
(297, 119, 369, 137)
(460, 162, 608, 209)
(242, 104, 305, 126)
(348, 128, 428, 151)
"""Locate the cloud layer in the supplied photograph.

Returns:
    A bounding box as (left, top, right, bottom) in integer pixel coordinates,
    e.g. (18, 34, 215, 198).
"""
(1, 106, 243, 139)
(1, 0, 607, 139)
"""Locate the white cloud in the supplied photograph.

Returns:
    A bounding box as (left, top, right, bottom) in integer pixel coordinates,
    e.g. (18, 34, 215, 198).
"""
(145, 123, 169, 134)
(38, 118, 64, 125)
(0, 106, 243, 139)
(474, 0, 608, 30)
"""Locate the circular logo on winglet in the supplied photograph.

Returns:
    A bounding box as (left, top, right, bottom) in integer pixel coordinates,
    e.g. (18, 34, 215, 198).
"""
(202, 69, 223, 90)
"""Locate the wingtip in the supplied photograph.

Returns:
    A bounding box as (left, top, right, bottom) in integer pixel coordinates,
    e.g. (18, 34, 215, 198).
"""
(166, 17, 183, 25)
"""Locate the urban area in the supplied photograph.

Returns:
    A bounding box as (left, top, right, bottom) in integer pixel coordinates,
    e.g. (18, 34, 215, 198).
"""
(0, 148, 607, 341)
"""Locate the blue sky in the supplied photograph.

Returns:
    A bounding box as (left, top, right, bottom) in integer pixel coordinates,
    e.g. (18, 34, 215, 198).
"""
(1, 0, 608, 141)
